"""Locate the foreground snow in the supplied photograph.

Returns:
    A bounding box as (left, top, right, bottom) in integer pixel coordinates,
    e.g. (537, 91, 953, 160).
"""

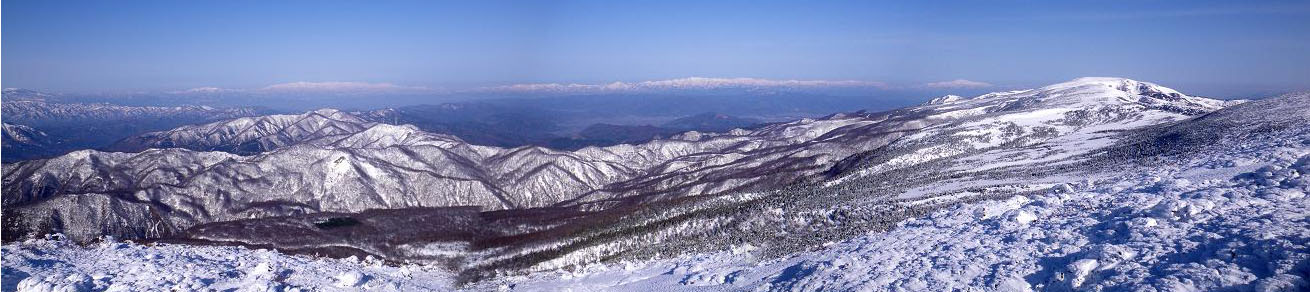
(6, 150, 1308, 291)
(491, 154, 1309, 291)
(1, 240, 456, 292)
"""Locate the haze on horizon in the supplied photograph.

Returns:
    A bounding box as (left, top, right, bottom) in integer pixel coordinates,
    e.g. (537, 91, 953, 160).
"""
(3, 0, 1309, 99)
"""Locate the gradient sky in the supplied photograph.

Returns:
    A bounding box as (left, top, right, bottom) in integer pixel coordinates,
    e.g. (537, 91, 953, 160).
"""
(3, 0, 1309, 97)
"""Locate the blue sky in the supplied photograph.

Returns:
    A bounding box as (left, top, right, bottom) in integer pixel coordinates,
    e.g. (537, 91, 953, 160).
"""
(3, 0, 1309, 97)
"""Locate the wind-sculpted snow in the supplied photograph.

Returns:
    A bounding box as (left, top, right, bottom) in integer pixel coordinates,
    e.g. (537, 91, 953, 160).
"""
(1, 78, 1237, 245)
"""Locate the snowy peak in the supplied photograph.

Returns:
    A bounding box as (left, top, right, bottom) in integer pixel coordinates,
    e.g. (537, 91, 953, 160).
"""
(308, 123, 469, 149)
(926, 95, 965, 105)
(1057, 77, 1184, 98)
(1, 123, 48, 144)
(951, 77, 1227, 117)
(2, 123, 56, 161)
(1028, 77, 1191, 104)
(1037, 77, 1228, 114)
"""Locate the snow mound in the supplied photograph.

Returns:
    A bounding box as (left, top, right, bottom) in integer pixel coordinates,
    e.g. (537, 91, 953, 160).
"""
(334, 271, 367, 287)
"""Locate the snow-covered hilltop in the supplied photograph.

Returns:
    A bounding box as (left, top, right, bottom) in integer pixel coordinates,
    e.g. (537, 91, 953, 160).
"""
(4, 79, 1305, 291)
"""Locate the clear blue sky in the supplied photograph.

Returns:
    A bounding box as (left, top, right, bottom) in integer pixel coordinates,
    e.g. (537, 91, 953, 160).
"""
(3, 0, 1309, 97)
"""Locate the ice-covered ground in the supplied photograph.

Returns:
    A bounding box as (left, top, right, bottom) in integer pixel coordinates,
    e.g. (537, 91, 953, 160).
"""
(1, 240, 456, 292)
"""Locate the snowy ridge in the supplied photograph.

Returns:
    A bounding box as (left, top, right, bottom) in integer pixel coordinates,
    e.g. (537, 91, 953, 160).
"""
(3, 103, 918, 241)
(1, 123, 48, 145)
(1, 123, 62, 162)
(108, 108, 378, 155)
(1, 99, 254, 125)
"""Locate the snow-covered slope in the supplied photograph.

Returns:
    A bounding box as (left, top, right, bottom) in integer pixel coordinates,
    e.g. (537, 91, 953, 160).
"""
(1, 78, 1237, 244)
(493, 92, 1309, 291)
(108, 109, 377, 155)
(498, 155, 1310, 291)
(1, 123, 58, 162)
(1, 123, 51, 150)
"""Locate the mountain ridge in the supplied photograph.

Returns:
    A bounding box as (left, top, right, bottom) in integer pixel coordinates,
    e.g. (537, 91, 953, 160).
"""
(2, 78, 1236, 245)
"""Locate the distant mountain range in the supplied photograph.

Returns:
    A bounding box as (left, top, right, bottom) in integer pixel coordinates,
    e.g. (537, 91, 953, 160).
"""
(0, 92, 263, 161)
(6, 77, 931, 113)
(1, 88, 773, 162)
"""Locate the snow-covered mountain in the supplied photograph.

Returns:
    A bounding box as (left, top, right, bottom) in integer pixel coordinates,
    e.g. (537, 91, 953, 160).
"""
(5, 78, 1304, 290)
(2, 78, 1233, 241)
(4, 82, 1305, 291)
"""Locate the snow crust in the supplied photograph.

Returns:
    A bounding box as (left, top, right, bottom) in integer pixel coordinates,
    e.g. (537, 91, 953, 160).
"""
(2, 238, 455, 291)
